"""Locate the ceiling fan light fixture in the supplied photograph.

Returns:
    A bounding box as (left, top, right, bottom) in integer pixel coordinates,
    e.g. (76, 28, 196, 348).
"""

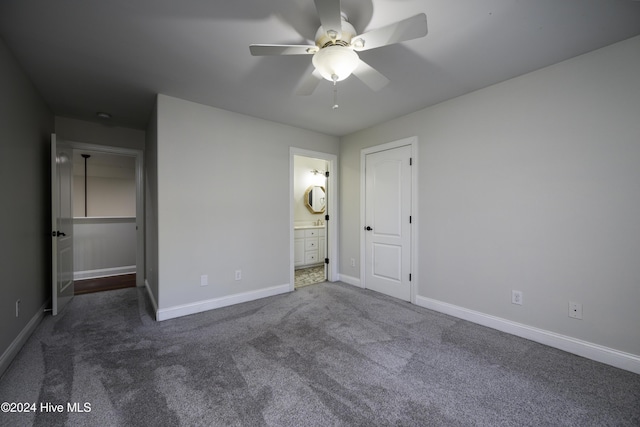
(312, 45, 359, 82)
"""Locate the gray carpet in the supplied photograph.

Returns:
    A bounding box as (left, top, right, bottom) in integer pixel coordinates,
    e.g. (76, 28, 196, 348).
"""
(1, 283, 639, 426)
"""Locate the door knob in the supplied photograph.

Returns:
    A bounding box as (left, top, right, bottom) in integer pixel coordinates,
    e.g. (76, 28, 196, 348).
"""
(365, 226, 373, 231)
(52, 231, 66, 237)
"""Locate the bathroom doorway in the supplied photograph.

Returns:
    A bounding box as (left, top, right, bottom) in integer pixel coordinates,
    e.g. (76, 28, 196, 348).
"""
(290, 148, 338, 291)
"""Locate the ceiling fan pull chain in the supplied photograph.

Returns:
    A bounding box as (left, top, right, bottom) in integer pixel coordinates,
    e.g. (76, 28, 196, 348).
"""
(332, 74, 339, 110)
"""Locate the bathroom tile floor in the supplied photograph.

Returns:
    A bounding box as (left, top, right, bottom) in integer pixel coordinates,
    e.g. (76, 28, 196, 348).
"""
(295, 266, 326, 288)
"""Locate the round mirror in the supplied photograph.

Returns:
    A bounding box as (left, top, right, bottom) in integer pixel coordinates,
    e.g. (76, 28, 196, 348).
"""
(304, 185, 326, 214)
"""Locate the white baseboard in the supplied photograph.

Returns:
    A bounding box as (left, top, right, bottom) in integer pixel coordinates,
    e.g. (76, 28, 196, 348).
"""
(415, 295, 640, 375)
(144, 279, 159, 320)
(157, 284, 291, 321)
(0, 300, 48, 378)
(338, 274, 362, 288)
(74, 265, 136, 281)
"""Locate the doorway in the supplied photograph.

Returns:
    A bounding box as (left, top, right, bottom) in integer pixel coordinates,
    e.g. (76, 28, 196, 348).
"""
(72, 149, 138, 291)
(360, 137, 417, 302)
(51, 134, 145, 315)
(52, 136, 144, 313)
(290, 148, 338, 291)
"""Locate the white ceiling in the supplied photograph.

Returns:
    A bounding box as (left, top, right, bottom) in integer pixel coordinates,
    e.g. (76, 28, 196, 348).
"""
(1, 0, 639, 136)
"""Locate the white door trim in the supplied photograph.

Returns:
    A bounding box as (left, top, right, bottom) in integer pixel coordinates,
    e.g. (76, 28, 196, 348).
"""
(61, 141, 145, 288)
(360, 137, 418, 303)
(290, 148, 338, 291)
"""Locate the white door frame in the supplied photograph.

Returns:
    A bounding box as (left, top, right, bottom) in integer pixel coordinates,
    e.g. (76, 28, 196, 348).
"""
(63, 141, 145, 287)
(290, 148, 338, 291)
(360, 137, 418, 303)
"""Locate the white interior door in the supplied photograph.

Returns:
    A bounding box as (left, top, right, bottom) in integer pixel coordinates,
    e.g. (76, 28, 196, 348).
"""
(51, 135, 74, 315)
(364, 145, 412, 301)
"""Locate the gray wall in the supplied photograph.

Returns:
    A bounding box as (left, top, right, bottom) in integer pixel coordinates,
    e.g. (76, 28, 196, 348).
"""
(339, 35, 640, 357)
(153, 95, 339, 316)
(55, 116, 145, 150)
(144, 101, 159, 308)
(0, 37, 54, 375)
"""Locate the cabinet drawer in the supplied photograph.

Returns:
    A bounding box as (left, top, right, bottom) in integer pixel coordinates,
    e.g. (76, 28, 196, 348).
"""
(305, 229, 320, 238)
(305, 238, 318, 250)
(305, 251, 318, 264)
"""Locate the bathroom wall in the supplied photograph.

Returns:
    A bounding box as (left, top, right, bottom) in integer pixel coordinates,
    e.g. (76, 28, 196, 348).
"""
(294, 156, 328, 227)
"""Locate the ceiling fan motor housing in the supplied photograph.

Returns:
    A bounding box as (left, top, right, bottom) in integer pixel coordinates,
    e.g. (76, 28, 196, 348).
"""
(315, 18, 356, 48)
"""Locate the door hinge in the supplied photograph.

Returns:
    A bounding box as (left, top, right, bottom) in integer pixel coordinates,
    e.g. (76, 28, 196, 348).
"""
(409, 157, 413, 166)
(325, 258, 329, 264)
(409, 216, 412, 224)
(325, 171, 330, 178)
(325, 214, 329, 221)
(409, 273, 412, 281)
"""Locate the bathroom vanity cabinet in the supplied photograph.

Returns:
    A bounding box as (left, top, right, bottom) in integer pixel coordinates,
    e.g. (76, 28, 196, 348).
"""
(294, 226, 325, 268)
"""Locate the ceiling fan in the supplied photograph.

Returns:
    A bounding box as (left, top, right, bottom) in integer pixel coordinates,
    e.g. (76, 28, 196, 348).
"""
(249, 0, 427, 106)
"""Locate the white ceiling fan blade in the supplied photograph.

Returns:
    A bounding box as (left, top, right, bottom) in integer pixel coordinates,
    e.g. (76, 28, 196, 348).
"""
(250, 44, 317, 56)
(351, 13, 427, 51)
(314, 0, 343, 37)
(296, 69, 323, 96)
(352, 59, 389, 91)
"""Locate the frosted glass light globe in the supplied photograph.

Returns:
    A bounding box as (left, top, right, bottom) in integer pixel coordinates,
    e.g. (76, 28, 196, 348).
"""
(312, 46, 359, 82)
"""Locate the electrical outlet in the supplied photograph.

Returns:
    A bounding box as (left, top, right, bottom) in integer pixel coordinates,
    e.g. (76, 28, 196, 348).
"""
(16, 299, 20, 317)
(200, 275, 208, 286)
(569, 301, 583, 319)
(350, 258, 356, 267)
(235, 270, 242, 281)
(511, 290, 523, 305)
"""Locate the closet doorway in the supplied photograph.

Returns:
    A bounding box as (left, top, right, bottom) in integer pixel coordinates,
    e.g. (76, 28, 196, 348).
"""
(290, 148, 338, 291)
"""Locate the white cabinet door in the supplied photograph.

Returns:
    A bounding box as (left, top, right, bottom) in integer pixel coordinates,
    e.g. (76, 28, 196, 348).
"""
(318, 236, 325, 261)
(294, 238, 305, 266)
